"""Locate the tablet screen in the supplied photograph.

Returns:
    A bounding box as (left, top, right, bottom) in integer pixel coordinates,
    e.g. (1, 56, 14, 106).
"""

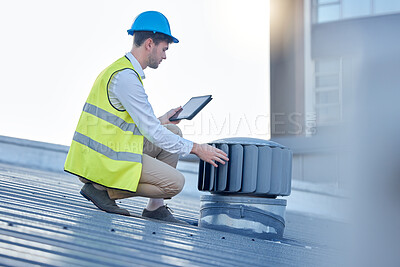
(170, 95, 212, 121)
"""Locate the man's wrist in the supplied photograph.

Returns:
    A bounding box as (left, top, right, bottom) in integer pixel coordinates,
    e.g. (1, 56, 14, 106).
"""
(158, 116, 167, 125)
(191, 143, 199, 155)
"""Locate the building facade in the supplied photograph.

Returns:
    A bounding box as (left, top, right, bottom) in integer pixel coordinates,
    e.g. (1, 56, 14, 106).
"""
(270, 0, 400, 190)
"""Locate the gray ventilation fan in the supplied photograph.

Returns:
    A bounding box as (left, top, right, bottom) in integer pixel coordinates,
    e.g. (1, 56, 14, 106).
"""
(198, 137, 293, 197)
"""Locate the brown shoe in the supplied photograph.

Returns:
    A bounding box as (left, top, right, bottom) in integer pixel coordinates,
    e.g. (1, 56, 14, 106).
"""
(142, 205, 187, 224)
(80, 183, 130, 216)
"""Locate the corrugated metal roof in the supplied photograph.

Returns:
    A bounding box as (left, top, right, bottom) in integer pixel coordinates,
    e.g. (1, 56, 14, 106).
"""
(0, 163, 342, 266)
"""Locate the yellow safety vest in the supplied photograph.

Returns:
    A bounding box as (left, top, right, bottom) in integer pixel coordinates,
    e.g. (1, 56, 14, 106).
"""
(64, 56, 144, 192)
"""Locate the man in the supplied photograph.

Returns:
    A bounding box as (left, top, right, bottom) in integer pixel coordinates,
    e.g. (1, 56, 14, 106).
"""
(64, 11, 228, 223)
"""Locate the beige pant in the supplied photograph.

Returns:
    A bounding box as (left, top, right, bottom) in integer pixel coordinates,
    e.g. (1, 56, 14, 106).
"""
(80, 124, 185, 200)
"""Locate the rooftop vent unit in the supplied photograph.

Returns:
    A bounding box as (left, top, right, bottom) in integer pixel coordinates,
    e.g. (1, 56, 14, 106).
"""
(198, 138, 292, 238)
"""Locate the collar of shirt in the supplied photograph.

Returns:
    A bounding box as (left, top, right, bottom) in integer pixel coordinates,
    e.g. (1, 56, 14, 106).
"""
(125, 52, 146, 80)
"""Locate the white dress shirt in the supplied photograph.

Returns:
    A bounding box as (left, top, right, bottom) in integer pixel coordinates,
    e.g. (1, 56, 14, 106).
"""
(108, 52, 193, 156)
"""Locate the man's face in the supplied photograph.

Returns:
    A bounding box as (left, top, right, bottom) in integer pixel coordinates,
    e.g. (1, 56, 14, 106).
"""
(148, 41, 169, 69)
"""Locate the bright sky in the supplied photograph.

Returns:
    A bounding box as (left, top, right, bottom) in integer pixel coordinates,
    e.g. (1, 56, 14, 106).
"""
(0, 0, 270, 146)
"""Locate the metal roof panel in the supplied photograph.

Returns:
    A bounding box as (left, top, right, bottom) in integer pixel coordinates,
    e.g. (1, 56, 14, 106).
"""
(0, 163, 342, 266)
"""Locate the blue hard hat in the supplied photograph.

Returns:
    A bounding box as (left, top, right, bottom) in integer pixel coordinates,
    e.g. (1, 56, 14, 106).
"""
(127, 11, 179, 43)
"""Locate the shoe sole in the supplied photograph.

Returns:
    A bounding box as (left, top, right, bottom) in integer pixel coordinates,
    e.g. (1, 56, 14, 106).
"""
(80, 189, 130, 216)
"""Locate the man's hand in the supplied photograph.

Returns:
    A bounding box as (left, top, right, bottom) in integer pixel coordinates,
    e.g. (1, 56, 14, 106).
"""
(158, 106, 182, 125)
(191, 143, 229, 168)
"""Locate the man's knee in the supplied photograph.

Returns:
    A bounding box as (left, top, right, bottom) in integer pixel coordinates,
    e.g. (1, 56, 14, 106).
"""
(175, 172, 185, 193)
(166, 172, 185, 197)
(166, 124, 183, 137)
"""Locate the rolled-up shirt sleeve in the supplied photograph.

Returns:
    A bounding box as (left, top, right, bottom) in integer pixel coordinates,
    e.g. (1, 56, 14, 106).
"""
(111, 69, 193, 156)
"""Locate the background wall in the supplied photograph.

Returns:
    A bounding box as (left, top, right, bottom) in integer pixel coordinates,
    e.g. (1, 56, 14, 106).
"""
(0, 0, 270, 146)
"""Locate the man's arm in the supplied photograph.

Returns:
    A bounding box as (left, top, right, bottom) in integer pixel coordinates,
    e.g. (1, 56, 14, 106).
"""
(112, 69, 229, 165)
(111, 69, 193, 156)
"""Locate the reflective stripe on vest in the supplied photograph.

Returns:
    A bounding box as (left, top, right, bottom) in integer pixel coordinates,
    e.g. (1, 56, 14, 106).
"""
(83, 103, 142, 136)
(64, 56, 144, 192)
(72, 131, 142, 163)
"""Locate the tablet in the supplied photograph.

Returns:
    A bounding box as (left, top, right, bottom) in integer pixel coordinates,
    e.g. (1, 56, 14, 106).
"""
(169, 95, 213, 121)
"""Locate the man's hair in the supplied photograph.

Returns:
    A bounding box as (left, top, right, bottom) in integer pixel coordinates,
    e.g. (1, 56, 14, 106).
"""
(133, 31, 173, 47)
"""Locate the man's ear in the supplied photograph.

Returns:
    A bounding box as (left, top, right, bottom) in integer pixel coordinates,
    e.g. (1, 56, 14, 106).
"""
(144, 38, 154, 51)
